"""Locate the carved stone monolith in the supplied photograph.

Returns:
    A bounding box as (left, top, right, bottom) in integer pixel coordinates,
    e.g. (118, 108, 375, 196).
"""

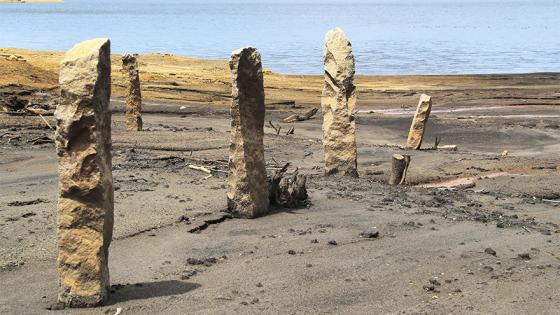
(55, 38, 114, 307)
(406, 94, 432, 150)
(122, 54, 142, 131)
(321, 27, 358, 177)
(227, 47, 268, 218)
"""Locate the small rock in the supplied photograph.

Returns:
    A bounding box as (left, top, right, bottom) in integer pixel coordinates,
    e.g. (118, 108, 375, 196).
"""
(288, 250, 296, 255)
(484, 247, 497, 256)
(496, 222, 505, 228)
(429, 279, 441, 286)
(359, 229, 379, 239)
(181, 270, 197, 280)
(518, 253, 531, 260)
(176, 215, 190, 224)
(328, 240, 338, 246)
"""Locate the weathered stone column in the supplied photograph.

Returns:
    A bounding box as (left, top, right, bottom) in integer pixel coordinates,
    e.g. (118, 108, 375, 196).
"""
(406, 94, 432, 150)
(55, 38, 114, 307)
(122, 54, 142, 131)
(321, 27, 358, 177)
(227, 47, 268, 218)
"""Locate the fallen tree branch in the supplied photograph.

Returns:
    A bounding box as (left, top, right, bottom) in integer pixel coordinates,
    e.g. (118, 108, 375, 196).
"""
(37, 113, 54, 130)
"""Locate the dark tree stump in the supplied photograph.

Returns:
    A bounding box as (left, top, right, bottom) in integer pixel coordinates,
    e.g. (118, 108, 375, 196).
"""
(268, 164, 309, 208)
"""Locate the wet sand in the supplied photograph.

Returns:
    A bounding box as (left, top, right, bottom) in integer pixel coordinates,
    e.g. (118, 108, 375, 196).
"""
(1, 49, 559, 314)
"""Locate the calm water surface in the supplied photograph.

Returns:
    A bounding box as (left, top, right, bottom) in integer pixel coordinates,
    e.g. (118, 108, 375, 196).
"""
(1, 0, 559, 75)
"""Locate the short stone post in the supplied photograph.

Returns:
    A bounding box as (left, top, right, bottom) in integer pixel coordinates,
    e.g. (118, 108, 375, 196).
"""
(227, 47, 269, 218)
(321, 27, 358, 177)
(122, 54, 142, 131)
(406, 94, 432, 150)
(55, 38, 114, 307)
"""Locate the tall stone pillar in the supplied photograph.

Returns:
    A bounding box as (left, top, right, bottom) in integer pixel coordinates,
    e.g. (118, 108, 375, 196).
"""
(55, 38, 114, 307)
(122, 54, 142, 131)
(227, 47, 268, 218)
(406, 94, 432, 150)
(321, 27, 358, 177)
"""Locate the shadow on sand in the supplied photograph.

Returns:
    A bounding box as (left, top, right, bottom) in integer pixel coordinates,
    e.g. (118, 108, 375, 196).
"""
(107, 280, 200, 305)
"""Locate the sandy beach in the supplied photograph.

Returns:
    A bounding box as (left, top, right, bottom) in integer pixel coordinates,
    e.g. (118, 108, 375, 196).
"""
(1, 48, 559, 314)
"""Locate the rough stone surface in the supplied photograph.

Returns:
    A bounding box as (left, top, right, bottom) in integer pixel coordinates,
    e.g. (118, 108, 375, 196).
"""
(55, 38, 114, 307)
(321, 27, 358, 177)
(122, 54, 142, 131)
(406, 94, 432, 150)
(226, 47, 268, 218)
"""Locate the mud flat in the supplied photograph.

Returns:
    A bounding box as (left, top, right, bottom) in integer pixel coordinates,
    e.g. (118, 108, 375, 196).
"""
(1, 49, 559, 314)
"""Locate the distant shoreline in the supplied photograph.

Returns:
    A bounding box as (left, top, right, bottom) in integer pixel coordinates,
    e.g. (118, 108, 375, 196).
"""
(0, 0, 63, 3)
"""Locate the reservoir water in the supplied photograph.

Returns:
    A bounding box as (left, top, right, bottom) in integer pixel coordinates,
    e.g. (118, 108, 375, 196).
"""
(1, 0, 559, 75)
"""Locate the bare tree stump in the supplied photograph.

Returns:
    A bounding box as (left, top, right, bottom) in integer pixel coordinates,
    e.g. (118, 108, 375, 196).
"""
(389, 154, 411, 185)
(268, 163, 309, 208)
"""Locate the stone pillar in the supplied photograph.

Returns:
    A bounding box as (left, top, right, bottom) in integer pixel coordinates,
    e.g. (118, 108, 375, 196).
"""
(55, 38, 114, 307)
(406, 94, 432, 150)
(227, 47, 268, 218)
(321, 27, 358, 177)
(122, 54, 142, 131)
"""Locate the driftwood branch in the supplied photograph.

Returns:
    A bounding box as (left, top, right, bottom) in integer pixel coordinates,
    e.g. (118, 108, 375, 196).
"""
(268, 120, 281, 135)
(282, 108, 318, 123)
(28, 136, 54, 145)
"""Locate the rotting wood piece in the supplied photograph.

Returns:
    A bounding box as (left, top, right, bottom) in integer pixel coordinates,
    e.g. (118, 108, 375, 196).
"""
(268, 163, 309, 208)
(389, 154, 411, 185)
